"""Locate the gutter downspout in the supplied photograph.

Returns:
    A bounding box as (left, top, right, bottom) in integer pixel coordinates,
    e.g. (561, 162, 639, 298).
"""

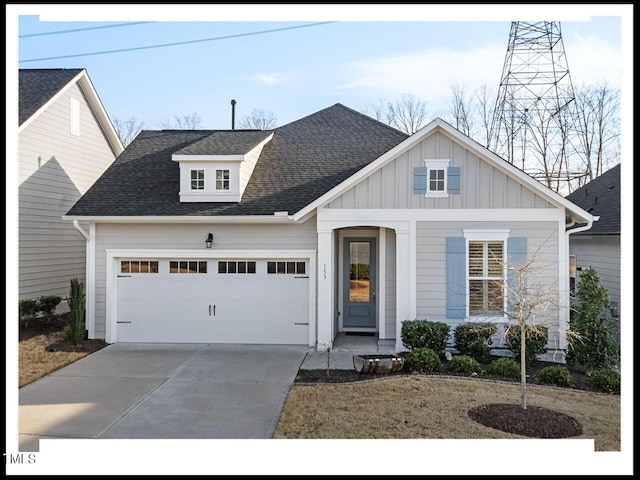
(73, 220, 90, 241)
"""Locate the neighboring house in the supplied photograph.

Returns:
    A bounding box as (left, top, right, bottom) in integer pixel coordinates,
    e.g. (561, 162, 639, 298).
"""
(566, 163, 621, 341)
(18, 68, 124, 305)
(64, 103, 594, 361)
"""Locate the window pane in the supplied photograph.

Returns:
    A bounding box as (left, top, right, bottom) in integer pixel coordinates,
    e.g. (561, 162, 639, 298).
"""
(277, 261, 285, 274)
(286, 262, 295, 274)
(487, 242, 503, 276)
(228, 262, 237, 274)
(139, 261, 149, 273)
(469, 279, 503, 314)
(170, 261, 179, 273)
(218, 262, 227, 274)
(267, 262, 276, 274)
(131, 261, 140, 273)
(187, 261, 197, 273)
(179, 261, 187, 273)
(349, 242, 370, 302)
(150, 261, 159, 273)
(468, 242, 484, 276)
(248, 262, 256, 274)
(121, 261, 130, 273)
(238, 261, 247, 274)
(296, 262, 306, 275)
(199, 262, 207, 274)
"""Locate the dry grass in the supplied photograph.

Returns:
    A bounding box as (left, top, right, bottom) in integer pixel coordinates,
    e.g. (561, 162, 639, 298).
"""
(274, 375, 620, 451)
(19, 332, 88, 388)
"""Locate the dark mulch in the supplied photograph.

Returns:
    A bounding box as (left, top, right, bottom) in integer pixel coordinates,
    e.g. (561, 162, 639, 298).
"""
(468, 403, 583, 438)
(19, 313, 109, 354)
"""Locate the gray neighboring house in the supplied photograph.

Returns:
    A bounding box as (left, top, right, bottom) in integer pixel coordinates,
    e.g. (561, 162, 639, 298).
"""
(566, 163, 621, 341)
(18, 68, 124, 305)
(64, 103, 595, 361)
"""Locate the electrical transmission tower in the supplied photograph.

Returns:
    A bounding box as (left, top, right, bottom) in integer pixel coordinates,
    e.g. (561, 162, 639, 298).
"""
(489, 21, 584, 194)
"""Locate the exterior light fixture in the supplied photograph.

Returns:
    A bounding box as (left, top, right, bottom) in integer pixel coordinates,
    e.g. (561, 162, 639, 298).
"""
(205, 233, 213, 249)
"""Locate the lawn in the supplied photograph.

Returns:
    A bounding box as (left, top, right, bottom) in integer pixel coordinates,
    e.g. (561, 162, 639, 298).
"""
(274, 375, 620, 451)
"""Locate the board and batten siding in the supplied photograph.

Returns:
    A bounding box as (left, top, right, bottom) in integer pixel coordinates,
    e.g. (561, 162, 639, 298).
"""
(384, 228, 397, 339)
(91, 217, 318, 339)
(415, 221, 560, 348)
(19, 82, 117, 300)
(326, 131, 554, 210)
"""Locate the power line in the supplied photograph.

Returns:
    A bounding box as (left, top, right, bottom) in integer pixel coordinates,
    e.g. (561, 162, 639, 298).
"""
(19, 21, 337, 63)
(19, 21, 155, 38)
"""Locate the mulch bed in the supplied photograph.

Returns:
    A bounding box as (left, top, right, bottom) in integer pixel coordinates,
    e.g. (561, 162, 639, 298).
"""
(19, 312, 109, 353)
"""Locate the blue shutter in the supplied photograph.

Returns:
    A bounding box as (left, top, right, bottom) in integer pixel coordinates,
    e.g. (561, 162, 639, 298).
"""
(506, 237, 527, 315)
(414, 167, 427, 194)
(447, 167, 461, 194)
(446, 237, 466, 318)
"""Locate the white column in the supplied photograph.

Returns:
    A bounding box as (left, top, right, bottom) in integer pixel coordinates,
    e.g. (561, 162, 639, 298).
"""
(317, 229, 334, 351)
(378, 227, 386, 340)
(395, 228, 411, 352)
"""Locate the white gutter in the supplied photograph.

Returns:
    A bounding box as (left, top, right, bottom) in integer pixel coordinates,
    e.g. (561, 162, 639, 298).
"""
(72, 220, 90, 240)
(566, 215, 599, 236)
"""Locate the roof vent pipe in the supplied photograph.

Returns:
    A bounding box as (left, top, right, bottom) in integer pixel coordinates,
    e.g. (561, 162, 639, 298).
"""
(231, 99, 236, 130)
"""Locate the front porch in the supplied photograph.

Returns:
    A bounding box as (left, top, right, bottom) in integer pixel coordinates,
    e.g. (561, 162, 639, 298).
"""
(301, 332, 398, 370)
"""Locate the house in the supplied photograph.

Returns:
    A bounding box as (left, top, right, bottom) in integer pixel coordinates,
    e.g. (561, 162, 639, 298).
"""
(566, 163, 621, 341)
(18, 68, 124, 306)
(64, 103, 594, 361)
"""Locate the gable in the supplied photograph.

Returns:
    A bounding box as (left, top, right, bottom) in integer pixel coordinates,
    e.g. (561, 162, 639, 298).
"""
(326, 130, 554, 210)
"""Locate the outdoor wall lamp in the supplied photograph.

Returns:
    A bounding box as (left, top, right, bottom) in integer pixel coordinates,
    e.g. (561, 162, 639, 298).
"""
(205, 233, 213, 249)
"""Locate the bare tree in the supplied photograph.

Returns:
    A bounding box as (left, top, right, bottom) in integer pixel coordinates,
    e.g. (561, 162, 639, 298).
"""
(387, 93, 429, 134)
(363, 98, 394, 125)
(446, 84, 473, 136)
(113, 116, 144, 148)
(473, 84, 495, 148)
(238, 109, 278, 129)
(160, 112, 202, 130)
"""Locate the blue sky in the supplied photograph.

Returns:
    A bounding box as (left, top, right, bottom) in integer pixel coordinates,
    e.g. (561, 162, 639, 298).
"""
(10, 4, 631, 131)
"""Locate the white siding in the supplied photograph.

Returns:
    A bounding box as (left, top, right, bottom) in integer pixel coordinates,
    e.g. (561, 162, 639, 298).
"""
(415, 220, 560, 348)
(91, 217, 318, 339)
(18, 82, 117, 300)
(570, 235, 621, 341)
(385, 228, 396, 339)
(327, 131, 554, 210)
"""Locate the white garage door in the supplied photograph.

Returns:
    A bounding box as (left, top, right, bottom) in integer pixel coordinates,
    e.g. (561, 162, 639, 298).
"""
(116, 258, 310, 344)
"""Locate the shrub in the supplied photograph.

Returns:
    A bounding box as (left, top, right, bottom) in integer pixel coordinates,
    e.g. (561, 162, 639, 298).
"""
(504, 324, 548, 365)
(405, 347, 442, 374)
(592, 368, 621, 394)
(566, 268, 620, 373)
(67, 278, 86, 346)
(38, 295, 62, 316)
(401, 319, 450, 353)
(538, 366, 576, 388)
(448, 355, 480, 375)
(489, 357, 521, 378)
(19, 299, 39, 322)
(453, 322, 497, 362)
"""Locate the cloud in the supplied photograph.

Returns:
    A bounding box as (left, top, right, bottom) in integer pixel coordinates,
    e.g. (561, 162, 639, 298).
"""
(563, 33, 622, 88)
(253, 71, 311, 86)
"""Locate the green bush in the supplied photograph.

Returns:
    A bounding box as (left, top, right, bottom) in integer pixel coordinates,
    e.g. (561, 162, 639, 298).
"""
(566, 268, 620, 373)
(453, 322, 497, 362)
(538, 366, 576, 388)
(38, 295, 62, 316)
(592, 368, 621, 394)
(405, 347, 442, 374)
(489, 357, 521, 378)
(401, 319, 450, 353)
(19, 299, 39, 322)
(448, 355, 480, 375)
(67, 278, 86, 346)
(504, 324, 548, 365)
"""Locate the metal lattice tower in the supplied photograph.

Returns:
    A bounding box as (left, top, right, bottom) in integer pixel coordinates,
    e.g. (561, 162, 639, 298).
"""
(489, 21, 583, 193)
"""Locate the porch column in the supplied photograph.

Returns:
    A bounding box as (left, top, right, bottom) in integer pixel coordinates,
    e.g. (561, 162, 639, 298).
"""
(395, 228, 411, 352)
(317, 229, 334, 351)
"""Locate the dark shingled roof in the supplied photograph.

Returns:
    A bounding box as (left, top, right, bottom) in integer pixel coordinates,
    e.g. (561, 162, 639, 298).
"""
(66, 103, 408, 217)
(19, 68, 84, 126)
(174, 130, 273, 156)
(566, 163, 620, 235)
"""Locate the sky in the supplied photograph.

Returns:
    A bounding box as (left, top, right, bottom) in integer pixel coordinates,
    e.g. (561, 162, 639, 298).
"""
(6, 3, 634, 476)
(10, 4, 631, 132)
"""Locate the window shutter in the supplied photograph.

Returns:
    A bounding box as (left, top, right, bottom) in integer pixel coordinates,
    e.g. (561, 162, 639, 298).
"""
(446, 237, 466, 318)
(414, 167, 427, 194)
(506, 237, 527, 313)
(447, 167, 461, 194)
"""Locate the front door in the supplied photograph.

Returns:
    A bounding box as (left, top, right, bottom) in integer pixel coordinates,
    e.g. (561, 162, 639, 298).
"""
(343, 238, 376, 329)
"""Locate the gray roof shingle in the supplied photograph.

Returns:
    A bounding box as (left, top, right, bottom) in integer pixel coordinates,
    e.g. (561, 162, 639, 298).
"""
(566, 163, 620, 235)
(66, 103, 408, 217)
(19, 68, 84, 126)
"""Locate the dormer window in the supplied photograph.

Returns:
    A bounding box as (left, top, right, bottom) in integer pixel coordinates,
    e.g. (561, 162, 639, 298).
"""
(191, 169, 205, 190)
(215, 169, 230, 191)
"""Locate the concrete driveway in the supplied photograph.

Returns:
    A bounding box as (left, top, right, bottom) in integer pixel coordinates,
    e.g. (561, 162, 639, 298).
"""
(19, 343, 308, 451)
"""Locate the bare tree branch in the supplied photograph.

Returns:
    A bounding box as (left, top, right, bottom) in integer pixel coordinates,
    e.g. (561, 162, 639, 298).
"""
(160, 112, 203, 130)
(238, 109, 278, 130)
(112, 116, 144, 148)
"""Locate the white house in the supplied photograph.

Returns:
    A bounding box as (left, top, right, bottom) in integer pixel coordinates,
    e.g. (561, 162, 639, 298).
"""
(64, 104, 595, 361)
(19, 68, 124, 304)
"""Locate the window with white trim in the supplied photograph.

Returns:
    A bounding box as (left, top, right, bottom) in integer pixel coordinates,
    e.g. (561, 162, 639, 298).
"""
(121, 260, 158, 274)
(468, 240, 504, 315)
(267, 261, 306, 275)
(569, 255, 577, 298)
(215, 169, 230, 191)
(169, 261, 208, 274)
(70, 98, 80, 136)
(190, 169, 205, 190)
(424, 159, 449, 197)
(218, 261, 256, 274)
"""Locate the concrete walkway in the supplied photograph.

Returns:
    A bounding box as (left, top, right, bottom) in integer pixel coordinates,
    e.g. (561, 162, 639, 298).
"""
(19, 343, 308, 451)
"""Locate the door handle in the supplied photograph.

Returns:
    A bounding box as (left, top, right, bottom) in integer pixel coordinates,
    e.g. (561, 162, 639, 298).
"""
(213, 305, 216, 316)
(209, 305, 211, 316)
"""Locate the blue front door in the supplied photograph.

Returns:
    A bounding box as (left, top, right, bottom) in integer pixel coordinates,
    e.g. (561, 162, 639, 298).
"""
(343, 238, 376, 329)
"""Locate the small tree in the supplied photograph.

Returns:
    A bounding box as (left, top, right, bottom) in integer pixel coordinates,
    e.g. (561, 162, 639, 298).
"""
(566, 267, 619, 374)
(239, 109, 278, 129)
(67, 278, 86, 346)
